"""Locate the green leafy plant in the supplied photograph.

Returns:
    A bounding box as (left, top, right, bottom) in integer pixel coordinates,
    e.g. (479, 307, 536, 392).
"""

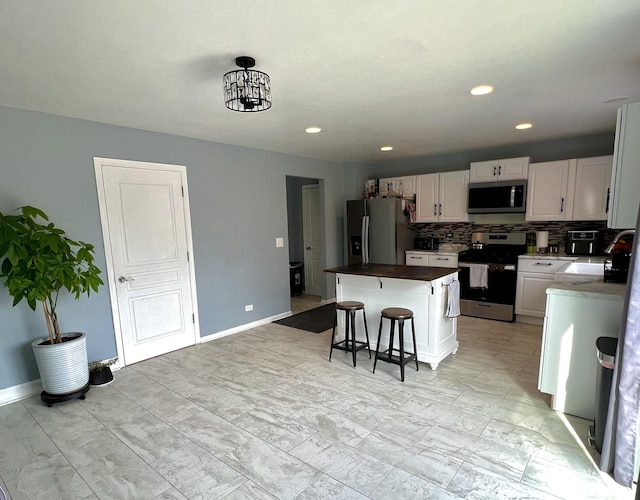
(88, 358, 117, 372)
(0, 206, 103, 344)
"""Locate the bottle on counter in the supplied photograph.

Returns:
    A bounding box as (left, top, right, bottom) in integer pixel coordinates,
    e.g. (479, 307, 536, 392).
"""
(527, 232, 536, 253)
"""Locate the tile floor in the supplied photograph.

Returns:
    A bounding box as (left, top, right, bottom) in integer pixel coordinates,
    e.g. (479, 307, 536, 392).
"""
(0, 296, 634, 499)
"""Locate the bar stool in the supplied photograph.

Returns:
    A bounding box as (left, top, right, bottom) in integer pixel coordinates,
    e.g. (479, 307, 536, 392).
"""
(329, 301, 371, 368)
(373, 307, 419, 382)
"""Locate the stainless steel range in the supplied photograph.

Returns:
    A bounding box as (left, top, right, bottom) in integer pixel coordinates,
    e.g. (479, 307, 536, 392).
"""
(457, 232, 527, 322)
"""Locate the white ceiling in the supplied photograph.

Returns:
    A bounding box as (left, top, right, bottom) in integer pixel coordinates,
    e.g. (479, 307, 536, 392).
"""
(1, 1, 639, 164)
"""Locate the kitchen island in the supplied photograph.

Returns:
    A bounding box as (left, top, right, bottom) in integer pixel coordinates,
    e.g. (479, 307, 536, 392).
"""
(538, 280, 626, 419)
(324, 264, 459, 370)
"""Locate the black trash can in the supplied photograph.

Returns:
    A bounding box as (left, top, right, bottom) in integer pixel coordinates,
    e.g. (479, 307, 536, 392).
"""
(590, 336, 618, 454)
(289, 262, 304, 296)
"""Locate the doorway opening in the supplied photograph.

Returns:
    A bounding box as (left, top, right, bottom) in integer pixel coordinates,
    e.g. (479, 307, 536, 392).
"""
(285, 176, 325, 313)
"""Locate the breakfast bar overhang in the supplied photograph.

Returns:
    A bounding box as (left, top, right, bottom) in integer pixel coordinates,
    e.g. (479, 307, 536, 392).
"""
(324, 264, 459, 370)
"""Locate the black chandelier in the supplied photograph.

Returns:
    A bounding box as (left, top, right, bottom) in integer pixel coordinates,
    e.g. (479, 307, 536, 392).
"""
(223, 56, 271, 112)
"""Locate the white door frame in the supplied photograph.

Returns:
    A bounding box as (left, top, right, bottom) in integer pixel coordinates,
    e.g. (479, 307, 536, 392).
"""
(94, 157, 200, 367)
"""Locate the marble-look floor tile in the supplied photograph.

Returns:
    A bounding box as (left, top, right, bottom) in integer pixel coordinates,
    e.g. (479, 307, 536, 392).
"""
(447, 461, 557, 499)
(420, 424, 529, 481)
(355, 430, 463, 487)
(400, 396, 491, 436)
(522, 456, 629, 499)
(188, 384, 256, 420)
(296, 473, 369, 499)
(78, 386, 149, 427)
(109, 412, 191, 462)
(370, 467, 462, 500)
(172, 410, 253, 455)
(344, 400, 432, 442)
(153, 442, 246, 500)
(222, 480, 278, 500)
(232, 407, 314, 452)
(152, 488, 189, 500)
(0, 421, 59, 480)
(290, 432, 392, 495)
(5, 452, 97, 500)
(0, 402, 33, 431)
(50, 426, 128, 468)
(221, 437, 321, 500)
(77, 446, 170, 499)
(289, 404, 372, 447)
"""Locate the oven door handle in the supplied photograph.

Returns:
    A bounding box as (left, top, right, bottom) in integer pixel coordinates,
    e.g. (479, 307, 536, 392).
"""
(458, 262, 516, 271)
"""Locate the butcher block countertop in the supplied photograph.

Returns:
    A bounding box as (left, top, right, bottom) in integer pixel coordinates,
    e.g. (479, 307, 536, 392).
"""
(324, 263, 457, 282)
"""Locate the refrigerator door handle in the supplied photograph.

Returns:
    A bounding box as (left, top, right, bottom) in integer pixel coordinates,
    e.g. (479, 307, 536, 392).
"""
(361, 215, 370, 264)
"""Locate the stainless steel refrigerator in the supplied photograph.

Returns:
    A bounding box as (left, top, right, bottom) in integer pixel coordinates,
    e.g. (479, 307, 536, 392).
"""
(346, 198, 413, 265)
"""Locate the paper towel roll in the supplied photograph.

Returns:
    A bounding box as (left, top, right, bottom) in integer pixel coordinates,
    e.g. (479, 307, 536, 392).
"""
(536, 231, 549, 250)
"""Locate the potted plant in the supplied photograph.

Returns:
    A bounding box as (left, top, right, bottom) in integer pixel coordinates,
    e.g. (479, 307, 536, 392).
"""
(0, 206, 103, 405)
(89, 358, 117, 386)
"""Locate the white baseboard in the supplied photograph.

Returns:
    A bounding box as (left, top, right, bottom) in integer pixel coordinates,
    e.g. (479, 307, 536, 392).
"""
(200, 312, 291, 343)
(0, 379, 42, 407)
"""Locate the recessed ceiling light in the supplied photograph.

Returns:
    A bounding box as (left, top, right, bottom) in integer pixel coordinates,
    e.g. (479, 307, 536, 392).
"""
(470, 85, 494, 96)
(380, 146, 393, 152)
(605, 97, 629, 104)
(305, 126, 322, 134)
(515, 123, 533, 130)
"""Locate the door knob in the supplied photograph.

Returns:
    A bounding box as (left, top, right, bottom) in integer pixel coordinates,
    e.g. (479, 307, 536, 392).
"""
(306, 246, 312, 250)
(118, 276, 134, 283)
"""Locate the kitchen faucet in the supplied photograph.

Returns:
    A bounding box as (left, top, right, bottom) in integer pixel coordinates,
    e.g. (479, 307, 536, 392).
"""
(605, 229, 635, 254)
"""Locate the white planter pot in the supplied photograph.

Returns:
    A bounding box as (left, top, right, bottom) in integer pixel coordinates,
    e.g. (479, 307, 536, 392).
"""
(32, 333, 89, 395)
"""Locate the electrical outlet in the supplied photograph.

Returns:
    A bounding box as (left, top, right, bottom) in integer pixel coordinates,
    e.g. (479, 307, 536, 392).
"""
(245, 304, 253, 312)
(276, 237, 284, 248)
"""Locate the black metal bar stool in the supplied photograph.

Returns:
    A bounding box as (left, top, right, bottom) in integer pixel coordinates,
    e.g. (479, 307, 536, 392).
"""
(373, 307, 419, 382)
(329, 301, 371, 367)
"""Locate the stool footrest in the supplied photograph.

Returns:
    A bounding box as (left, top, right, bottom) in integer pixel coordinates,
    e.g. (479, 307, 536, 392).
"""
(331, 340, 370, 353)
(376, 349, 416, 367)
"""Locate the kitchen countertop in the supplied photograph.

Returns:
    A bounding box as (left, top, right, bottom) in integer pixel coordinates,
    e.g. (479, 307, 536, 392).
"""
(519, 252, 578, 260)
(324, 263, 457, 281)
(547, 280, 626, 300)
(405, 250, 459, 256)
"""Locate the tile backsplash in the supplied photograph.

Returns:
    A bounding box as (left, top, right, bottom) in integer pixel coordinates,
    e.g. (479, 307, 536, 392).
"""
(414, 219, 618, 249)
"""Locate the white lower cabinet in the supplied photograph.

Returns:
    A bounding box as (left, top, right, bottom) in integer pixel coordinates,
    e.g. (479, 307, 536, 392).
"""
(515, 257, 574, 317)
(405, 251, 458, 268)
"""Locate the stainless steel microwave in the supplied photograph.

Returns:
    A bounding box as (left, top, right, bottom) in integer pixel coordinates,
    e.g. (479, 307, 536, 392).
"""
(467, 180, 527, 214)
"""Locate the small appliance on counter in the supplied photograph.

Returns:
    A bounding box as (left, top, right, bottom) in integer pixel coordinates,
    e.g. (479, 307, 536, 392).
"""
(603, 230, 634, 283)
(565, 230, 601, 256)
(414, 237, 439, 250)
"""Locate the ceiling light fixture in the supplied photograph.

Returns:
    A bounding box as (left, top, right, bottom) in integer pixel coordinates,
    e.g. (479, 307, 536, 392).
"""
(305, 127, 322, 134)
(380, 146, 393, 152)
(223, 56, 271, 112)
(515, 123, 533, 130)
(470, 85, 494, 96)
(605, 97, 629, 104)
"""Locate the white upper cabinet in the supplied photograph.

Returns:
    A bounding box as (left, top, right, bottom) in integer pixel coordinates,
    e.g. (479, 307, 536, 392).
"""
(415, 170, 469, 223)
(526, 160, 575, 221)
(469, 156, 530, 183)
(527, 156, 613, 222)
(572, 156, 613, 221)
(608, 102, 640, 229)
(378, 175, 416, 199)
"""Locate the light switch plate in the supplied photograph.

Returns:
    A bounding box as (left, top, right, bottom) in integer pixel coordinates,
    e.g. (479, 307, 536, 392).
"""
(276, 237, 284, 248)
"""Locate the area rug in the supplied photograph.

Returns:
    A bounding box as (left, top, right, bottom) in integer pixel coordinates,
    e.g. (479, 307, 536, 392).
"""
(273, 303, 335, 333)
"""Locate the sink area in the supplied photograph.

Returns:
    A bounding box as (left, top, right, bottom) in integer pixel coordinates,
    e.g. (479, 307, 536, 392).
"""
(555, 260, 604, 283)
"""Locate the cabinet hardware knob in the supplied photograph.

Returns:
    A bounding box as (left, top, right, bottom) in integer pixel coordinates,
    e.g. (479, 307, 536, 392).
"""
(118, 276, 135, 283)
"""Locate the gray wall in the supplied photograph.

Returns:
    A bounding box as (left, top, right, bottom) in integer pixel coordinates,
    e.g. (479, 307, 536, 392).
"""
(286, 176, 319, 264)
(344, 132, 616, 198)
(0, 105, 344, 390)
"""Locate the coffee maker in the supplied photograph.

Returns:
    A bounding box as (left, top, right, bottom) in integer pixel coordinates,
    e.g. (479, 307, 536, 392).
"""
(604, 230, 634, 283)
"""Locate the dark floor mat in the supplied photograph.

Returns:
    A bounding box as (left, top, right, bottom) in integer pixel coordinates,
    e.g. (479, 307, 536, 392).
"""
(273, 303, 335, 333)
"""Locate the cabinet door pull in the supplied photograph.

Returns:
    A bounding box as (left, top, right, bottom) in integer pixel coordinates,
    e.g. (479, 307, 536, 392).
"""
(498, 165, 502, 176)
(560, 197, 565, 213)
(436, 257, 449, 261)
(439, 203, 442, 215)
(493, 166, 497, 176)
(606, 188, 610, 213)
(534, 262, 553, 266)
(434, 204, 437, 216)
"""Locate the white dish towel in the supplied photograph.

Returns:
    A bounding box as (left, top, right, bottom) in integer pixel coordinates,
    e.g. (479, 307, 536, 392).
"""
(468, 263, 489, 288)
(446, 280, 460, 318)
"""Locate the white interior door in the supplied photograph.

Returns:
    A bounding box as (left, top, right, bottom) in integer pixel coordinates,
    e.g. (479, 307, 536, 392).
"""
(94, 158, 199, 365)
(302, 185, 322, 296)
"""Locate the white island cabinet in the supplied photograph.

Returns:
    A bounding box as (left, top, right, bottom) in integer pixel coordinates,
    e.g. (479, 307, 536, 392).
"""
(327, 265, 459, 370)
(538, 281, 625, 419)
